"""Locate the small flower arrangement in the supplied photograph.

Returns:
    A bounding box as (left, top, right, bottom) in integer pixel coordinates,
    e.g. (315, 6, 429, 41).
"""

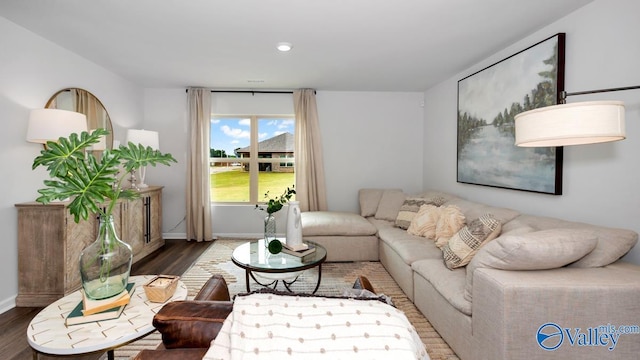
(255, 186, 296, 214)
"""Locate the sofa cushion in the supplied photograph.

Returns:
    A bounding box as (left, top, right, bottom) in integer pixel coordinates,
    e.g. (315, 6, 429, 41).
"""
(443, 214, 501, 269)
(443, 198, 520, 225)
(359, 188, 391, 217)
(375, 219, 443, 264)
(417, 190, 459, 203)
(374, 189, 407, 221)
(513, 214, 638, 267)
(407, 204, 440, 238)
(464, 229, 599, 301)
(412, 259, 471, 315)
(434, 205, 466, 247)
(395, 196, 446, 229)
(301, 211, 377, 236)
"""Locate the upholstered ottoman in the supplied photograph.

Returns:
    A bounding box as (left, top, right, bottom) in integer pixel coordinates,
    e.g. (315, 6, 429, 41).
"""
(301, 211, 379, 261)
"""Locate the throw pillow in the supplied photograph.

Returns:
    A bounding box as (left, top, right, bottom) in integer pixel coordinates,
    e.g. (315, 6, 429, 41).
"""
(359, 189, 387, 217)
(434, 205, 466, 247)
(442, 213, 501, 269)
(407, 204, 441, 238)
(374, 189, 407, 221)
(395, 196, 446, 230)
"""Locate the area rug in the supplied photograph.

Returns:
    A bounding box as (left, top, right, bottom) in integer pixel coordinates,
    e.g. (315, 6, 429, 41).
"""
(109, 239, 459, 360)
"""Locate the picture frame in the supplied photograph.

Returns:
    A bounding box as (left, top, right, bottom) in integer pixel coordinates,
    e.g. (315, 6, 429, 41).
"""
(457, 33, 565, 195)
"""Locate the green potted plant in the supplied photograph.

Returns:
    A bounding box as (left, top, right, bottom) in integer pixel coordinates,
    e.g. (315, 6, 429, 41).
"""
(255, 186, 295, 253)
(32, 128, 176, 299)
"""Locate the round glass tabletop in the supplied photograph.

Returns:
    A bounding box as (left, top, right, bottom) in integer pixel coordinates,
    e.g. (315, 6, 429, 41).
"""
(231, 239, 327, 273)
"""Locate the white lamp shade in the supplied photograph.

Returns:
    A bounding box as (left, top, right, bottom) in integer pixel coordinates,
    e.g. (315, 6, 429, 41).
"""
(514, 100, 626, 147)
(126, 129, 159, 150)
(26, 109, 88, 144)
(88, 133, 107, 151)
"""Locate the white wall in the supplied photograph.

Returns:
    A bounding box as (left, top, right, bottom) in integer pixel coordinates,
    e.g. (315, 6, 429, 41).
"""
(316, 91, 425, 210)
(0, 16, 143, 313)
(423, 0, 640, 265)
(142, 90, 424, 238)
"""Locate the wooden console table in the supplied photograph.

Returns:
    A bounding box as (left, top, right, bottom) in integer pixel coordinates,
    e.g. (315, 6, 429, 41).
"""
(15, 186, 164, 307)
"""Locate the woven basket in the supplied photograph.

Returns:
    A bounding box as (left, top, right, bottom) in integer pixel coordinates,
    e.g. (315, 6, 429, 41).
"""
(143, 275, 180, 303)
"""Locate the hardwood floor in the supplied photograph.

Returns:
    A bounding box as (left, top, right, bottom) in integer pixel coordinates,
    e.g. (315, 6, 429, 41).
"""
(0, 239, 212, 360)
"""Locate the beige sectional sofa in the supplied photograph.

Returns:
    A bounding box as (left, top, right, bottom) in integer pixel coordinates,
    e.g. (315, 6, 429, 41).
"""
(301, 189, 640, 360)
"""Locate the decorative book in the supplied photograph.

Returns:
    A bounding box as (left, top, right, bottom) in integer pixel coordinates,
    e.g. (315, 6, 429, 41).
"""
(81, 287, 131, 316)
(281, 244, 316, 261)
(66, 283, 135, 326)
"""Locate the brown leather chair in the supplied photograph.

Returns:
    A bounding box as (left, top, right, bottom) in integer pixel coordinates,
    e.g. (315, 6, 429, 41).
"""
(134, 275, 233, 360)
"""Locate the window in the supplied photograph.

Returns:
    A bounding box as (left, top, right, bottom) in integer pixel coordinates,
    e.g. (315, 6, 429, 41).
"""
(209, 116, 295, 203)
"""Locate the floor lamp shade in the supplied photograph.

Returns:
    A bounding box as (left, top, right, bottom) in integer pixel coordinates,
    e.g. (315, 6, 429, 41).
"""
(26, 109, 88, 144)
(514, 101, 625, 147)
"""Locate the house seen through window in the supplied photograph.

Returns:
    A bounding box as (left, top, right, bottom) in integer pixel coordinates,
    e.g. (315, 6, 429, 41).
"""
(209, 116, 295, 203)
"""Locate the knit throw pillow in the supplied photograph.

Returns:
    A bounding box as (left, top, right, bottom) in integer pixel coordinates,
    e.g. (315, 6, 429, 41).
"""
(395, 196, 446, 230)
(434, 205, 466, 248)
(407, 205, 441, 238)
(442, 213, 501, 269)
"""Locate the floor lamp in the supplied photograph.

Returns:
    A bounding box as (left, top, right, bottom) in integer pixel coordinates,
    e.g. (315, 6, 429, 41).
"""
(514, 85, 640, 147)
(126, 129, 160, 189)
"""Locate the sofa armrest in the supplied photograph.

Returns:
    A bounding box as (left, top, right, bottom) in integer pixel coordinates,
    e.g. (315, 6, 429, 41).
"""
(153, 300, 233, 349)
(472, 266, 640, 360)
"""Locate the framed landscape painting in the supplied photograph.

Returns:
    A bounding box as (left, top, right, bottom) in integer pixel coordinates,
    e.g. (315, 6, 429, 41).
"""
(457, 33, 565, 195)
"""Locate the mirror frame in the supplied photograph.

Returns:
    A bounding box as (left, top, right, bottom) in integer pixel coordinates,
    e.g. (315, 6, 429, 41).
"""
(45, 88, 114, 149)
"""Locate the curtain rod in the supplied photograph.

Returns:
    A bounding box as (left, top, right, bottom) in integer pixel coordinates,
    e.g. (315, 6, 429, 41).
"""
(212, 90, 293, 94)
(185, 89, 315, 94)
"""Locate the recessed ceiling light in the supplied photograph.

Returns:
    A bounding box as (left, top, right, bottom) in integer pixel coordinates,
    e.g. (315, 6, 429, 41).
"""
(277, 42, 293, 52)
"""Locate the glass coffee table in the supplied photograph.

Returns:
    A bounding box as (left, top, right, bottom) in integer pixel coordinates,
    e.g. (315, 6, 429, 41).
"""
(231, 239, 327, 294)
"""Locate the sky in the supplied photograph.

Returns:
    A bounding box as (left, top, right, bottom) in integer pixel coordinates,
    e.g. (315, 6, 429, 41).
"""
(210, 117, 294, 156)
(458, 35, 558, 124)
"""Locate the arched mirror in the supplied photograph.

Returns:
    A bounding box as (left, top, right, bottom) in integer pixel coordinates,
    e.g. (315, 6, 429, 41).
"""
(45, 88, 114, 149)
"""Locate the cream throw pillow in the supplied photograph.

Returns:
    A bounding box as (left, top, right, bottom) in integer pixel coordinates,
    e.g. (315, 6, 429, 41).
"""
(434, 205, 465, 248)
(442, 213, 501, 269)
(407, 205, 441, 238)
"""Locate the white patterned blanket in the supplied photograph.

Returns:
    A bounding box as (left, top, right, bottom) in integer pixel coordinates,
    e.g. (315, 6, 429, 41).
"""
(203, 292, 429, 360)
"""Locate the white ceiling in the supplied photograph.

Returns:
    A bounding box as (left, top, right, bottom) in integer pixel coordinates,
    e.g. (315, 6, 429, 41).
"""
(0, 0, 593, 91)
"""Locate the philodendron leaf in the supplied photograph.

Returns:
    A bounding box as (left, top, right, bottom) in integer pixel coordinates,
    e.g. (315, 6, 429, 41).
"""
(32, 128, 176, 223)
(117, 142, 177, 172)
(33, 129, 109, 177)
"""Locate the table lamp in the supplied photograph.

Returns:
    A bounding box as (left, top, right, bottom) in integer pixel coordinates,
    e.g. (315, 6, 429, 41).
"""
(126, 129, 160, 189)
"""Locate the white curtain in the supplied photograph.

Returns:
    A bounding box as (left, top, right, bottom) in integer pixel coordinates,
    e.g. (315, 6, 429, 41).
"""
(186, 88, 213, 242)
(293, 89, 328, 212)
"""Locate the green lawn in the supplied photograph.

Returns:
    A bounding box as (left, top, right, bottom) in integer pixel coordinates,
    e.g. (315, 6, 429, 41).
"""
(210, 168, 295, 202)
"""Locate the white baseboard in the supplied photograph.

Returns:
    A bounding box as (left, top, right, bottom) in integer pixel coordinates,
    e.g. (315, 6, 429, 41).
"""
(163, 233, 270, 240)
(163, 232, 187, 239)
(214, 233, 281, 239)
(0, 295, 16, 315)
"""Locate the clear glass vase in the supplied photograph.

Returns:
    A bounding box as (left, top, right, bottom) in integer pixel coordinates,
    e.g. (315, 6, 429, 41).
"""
(264, 213, 277, 246)
(80, 215, 133, 300)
